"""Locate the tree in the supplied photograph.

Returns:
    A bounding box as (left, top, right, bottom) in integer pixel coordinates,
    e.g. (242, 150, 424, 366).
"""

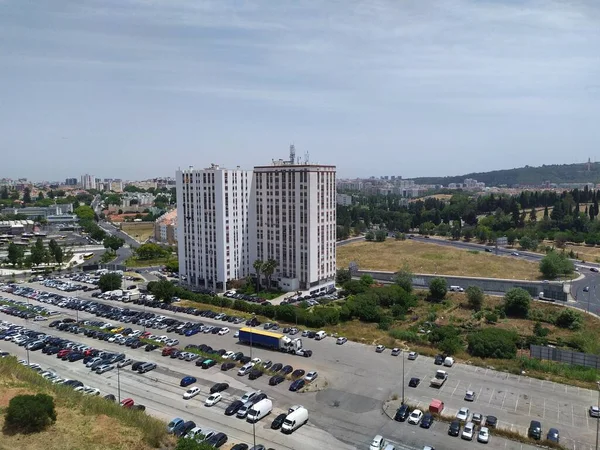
(175, 437, 214, 450)
(428, 277, 447, 301)
(336, 269, 352, 285)
(359, 274, 373, 287)
(22, 187, 32, 204)
(53, 246, 64, 265)
(253, 259, 263, 291)
(0, 186, 8, 200)
(30, 238, 47, 266)
(5, 393, 56, 433)
(74, 205, 95, 221)
(165, 259, 179, 273)
(539, 251, 574, 279)
(394, 266, 413, 294)
(135, 243, 168, 260)
(467, 328, 518, 359)
(262, 259, 279, 290)
(98, 273, 122, 292)
(103, 235, 125, 251)
(503, 288, 531, 318)
(37, 191, 45, 201)
(365, 231, 375, 241)
(519, 236, 538, 251)
(465, 286, 484, 311)
(555, 309, 583, 330)
(374, 230, 387, 242)
(150, 279, 176, 303)
(7, 242, 24, 267)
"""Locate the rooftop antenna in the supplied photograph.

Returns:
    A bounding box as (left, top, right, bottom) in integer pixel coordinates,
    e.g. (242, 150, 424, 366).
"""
(304, 151, 310, 164)
(289, 144, 296, 164)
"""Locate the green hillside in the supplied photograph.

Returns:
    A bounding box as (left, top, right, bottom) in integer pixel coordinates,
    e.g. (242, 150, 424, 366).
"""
(413, 162, 600, 187)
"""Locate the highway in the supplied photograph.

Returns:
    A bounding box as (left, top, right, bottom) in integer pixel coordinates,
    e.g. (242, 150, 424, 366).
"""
(2, 281, 598, 450)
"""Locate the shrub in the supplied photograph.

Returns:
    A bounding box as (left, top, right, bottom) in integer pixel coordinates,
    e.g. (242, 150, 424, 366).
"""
(5, 393, 57, 433)
(378, 315, 393, 331)
(465, 286, 484, 311)
(336, 269, 352, 285)
(428, 277, 447, 301)
(438, 336, 463, 355)
(503, 288, 531, 318)
(555, 308, 583, 330)
(467, 328, 519, 359)
(484, 311, 498, 324)
(97, 273, 122, 293)
(388, 329, 427, 344)
(539, 251, 574, 279)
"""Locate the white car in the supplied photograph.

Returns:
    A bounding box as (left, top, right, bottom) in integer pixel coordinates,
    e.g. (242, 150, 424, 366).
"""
(477, 427, 490, 443)
(375, 345, 385, 353)
(590, 406, 600, 417)
(83, 387, 101, 396)
(305, 371, 318, 382)
(205, 393, 222, 406)
(223, 351, 236, 359)
(369, 435, 386, 450)
(511, 252, 519, 256)
(408, 409, 423, 425)
(203, 326, 214, 334)
(250, 357, 262, 365)
(183, 386, 201, 399)
(117, 358, 133, 368)
(336, 337, 347, 345)
(218, 327, 230, 336)
(456, 407, 470, 422)
(461, 422, 475, 440)
(233, 331, 239, 338)
(407, 351, 418, 360)
(33, 315, 47, 321)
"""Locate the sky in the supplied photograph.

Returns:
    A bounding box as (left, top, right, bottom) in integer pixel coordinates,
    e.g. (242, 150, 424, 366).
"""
(1, 0, 599, 181)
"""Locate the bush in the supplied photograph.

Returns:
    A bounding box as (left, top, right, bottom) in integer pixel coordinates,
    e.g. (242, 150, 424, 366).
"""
(467, 328, 519, 359)
(465, 286, 484, 311)
(378, 315, 393, 331)
(336, 269, 352, 285)
(503, 288, 531, 318)
(539, 251, 574, 279)
(4, 393, 57, 433)
(438, 336, 463, 355)
(394, 267, 414, 294)
(98, 273, 122, 292)
(484, 311, 498, 324)
(428, 277, 447, 301)
(388, 329, 427, 344)
(175, 438, 214, 450)
(555, 308, 583, 330)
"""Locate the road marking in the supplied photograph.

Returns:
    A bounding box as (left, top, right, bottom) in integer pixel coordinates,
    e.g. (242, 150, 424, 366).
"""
(488, 389, 495, 404)
(529, 378, 532, 385)
(543, 398, 546, 418)
(558, 401, 560, 422)
(528, 398, 532, 416)
(585, 405, 589, 429)
(501, 391, 507, 409)
(451, 381, 460, 397)
(515, 395, 519, 412)
(477, 386, 483, 403)
(572, 404, 575, 427)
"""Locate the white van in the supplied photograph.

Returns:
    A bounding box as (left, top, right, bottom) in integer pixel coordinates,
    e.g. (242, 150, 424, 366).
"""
(315, 331, 327, 340)
(281, 406, 308, 434)
(443, 356, 455, 367)
(246, 398, 273, 423)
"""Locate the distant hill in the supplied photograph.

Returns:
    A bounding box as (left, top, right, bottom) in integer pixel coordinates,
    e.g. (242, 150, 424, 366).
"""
(412, 162, 600, 187)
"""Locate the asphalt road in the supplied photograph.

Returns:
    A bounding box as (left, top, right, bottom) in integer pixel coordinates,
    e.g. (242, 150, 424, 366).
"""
(3, 281, 598, 450)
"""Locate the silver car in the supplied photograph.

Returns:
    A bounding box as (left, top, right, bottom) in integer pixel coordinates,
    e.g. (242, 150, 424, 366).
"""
(96, 364, 115, 374)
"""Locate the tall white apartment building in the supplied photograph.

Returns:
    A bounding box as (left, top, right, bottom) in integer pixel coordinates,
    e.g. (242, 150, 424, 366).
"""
(250, 160, 336, 292)
(80, 174, 96, 190)
(176, 164, 253, 292)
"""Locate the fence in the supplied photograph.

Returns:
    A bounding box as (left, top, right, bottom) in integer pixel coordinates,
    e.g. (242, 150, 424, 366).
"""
(530, 344, 600, 369)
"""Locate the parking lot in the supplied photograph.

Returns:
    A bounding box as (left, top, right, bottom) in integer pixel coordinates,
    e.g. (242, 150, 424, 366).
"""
(2, 278, 600, 449)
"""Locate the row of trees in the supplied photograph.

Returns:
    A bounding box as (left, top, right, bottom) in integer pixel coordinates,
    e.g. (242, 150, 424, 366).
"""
(6, 238, 65, 268)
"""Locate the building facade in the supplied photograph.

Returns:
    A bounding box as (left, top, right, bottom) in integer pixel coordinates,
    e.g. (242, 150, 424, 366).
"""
(154, 209, 178, 245)
(250, 160, 336, 292)
(176, 165, 253, 292)
(80, 174, 96, 190)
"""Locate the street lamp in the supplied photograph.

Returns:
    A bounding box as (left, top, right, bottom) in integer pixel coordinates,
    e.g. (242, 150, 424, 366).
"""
(596, 381, 600, 450)
(401, 349, 405, 405)
(117, 365, 121, 404)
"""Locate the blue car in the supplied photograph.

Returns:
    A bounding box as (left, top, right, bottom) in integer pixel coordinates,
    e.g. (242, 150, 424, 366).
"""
(167, 417, 184, 434)
(180, 376, 197, 387)
(289, 379, 305, 392)
(185, 328, 199, 337)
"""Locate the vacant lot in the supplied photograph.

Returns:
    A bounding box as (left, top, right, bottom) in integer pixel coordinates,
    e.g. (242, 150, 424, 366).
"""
(120, 223, 154, 243)
(337, 239, 541, 279)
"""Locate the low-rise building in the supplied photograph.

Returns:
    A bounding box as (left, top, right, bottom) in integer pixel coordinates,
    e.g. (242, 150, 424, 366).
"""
(154, 209, 177, 245)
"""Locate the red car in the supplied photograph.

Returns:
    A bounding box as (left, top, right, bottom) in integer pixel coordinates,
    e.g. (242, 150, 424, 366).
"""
(84, 348, 96, 357)
(120, 398, 134, 408)
(57, 349, 72, 358)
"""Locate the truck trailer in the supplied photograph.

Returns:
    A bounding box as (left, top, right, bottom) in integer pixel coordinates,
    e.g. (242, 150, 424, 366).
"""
(238, 327, 303, 353)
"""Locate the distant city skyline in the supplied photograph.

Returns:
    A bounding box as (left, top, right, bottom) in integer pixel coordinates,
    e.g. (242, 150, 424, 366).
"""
(1, 1, 599, 181)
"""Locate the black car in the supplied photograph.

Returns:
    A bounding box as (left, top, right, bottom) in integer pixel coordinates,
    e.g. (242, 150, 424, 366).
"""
(528, 420, 542, 440)
(248, 369, 263, 380)
(485, 415, 497, 428)
(271, 413, 287, 429)
(175, 420, 196, 438)
(408, 377, 420, 387)
(231, 444, 249, 450)
(291, 369, 305, 379)
(448, 419, 461, 436)
(221, 362, 236, 371)
(269, 375, 285, 386)
(103, 394, 116, 402)
(280, 365, 293, 375)
(271, 363, 283, 372)
(225, 400, 244, 416)
(394, 404, 410, 422)
(206, 432, 228, 448)
(145, 344, 158, 352)
(131, 361, 144, 371)
(434, 354, 445, 365)
(420, 412, 434, 429)
(210, 382, 229, 394)
(132, 404, 146, 411)
(240, 356, 252, 364)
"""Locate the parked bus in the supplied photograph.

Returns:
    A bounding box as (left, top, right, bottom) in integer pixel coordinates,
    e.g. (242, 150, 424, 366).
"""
(83, 253, 94, 260)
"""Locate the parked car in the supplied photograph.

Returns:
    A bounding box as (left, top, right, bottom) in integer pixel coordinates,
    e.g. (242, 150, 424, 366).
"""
(225, 400, 244, 416)
(420, 412, 434, 429)
(180, 376, 197, 387)
(478, 426, 490, 443)
(528, 420, 542, 440)
(120, 398, 134, 408)
(336, 336, 347, 345)
(408, 377, 420, 387)
(546, 428, 560, 443)
(464, 390, 476, 402)
(271, 413, 287, 429)
(407, 409, 423, 425)
(289, 379, 305, 392)
(205, 393, 222, 406)
(461, 422, 475, 440)
(375, 344, 385, 353)
(394, 404, 410, 422)
(448, 420, 461, 436)
(210, 382, 229, 393)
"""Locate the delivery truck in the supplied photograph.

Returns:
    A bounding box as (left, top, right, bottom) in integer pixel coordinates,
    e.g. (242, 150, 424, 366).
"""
(238, 327, 304, 354)
(430, 370, 448, 388)
(246, 398, 273, 423)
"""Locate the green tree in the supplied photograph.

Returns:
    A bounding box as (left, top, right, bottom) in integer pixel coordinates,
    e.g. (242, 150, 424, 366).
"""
(359, 274, 374, 287)
(519, 236, 538, 251)
(22, 187, 32, 204)
(5, 393, 56, 433)
(150, 279, 176, 303)
(135, 243, 169, 260)
(0, 186, 8, 199)
(30, 238, 47, 266)
(98, 273, 122, 292)
(374, 230, 387, 242)
(394, 266, 413, 294)
(103, 235, 125, 251)
(10, 190, 19, 200)
(37, 191, 45, 201)
(539, 251, 574, 279)
(555, 309, 583, 330)
(365, 231, 375, 241)
(465, 286, 484, 311)
(262, 259, 279, 290)
(467, 328, 518, 359)
(165, 259, 179, 273)
(336, 269, 352, 285)
(253, 259, 263, 291)
(74, 205, 95, 221)
(503, 288, 531, 318)
(53, 246, 64, 265)
(174, 437, 214, 450)
(7, 242, 24, 267)
(428, 277, 447, 301)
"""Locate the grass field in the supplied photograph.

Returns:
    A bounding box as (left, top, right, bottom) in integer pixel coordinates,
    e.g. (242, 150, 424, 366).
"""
(0, 358, 173, 450)
(120, 223, 154, 243)
(337, 239, 541, 280)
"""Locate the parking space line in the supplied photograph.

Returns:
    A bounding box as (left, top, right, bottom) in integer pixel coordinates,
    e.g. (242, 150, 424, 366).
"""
(572, 404, 575, 427)
(488, 389, 495, 404)
(451, 381, 460, 397)
(477, 386, 482, 403)
(543, 398, 546, 418)
(557, 401, 560, 422)
(528, 378, 532, 385)
(528, 398, 532, 416)
(585, 406, 588, 428)
(515, 395, 519, 412)
(501, 391, 507, 409)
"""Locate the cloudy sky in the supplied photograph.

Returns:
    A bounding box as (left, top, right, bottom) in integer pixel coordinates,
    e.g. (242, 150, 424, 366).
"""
(1, 0, 599, 181)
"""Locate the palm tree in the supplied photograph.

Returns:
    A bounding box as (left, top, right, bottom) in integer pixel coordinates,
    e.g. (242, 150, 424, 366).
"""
(253, 259, 263, 292)
(262, 259, 279, 291)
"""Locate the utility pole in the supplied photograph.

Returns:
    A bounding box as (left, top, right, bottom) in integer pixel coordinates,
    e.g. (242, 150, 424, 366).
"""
(596, 381, 600, 450)
(401, 350, 405, 405)
(117, 365, 121, 403)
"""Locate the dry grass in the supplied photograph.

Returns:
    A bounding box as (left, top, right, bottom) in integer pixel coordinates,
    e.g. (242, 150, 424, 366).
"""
(0, 359, 173, 450)
(337, 239, 541, 280)
(409, 194, 452, 203)
(120, 223, 155, 243)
